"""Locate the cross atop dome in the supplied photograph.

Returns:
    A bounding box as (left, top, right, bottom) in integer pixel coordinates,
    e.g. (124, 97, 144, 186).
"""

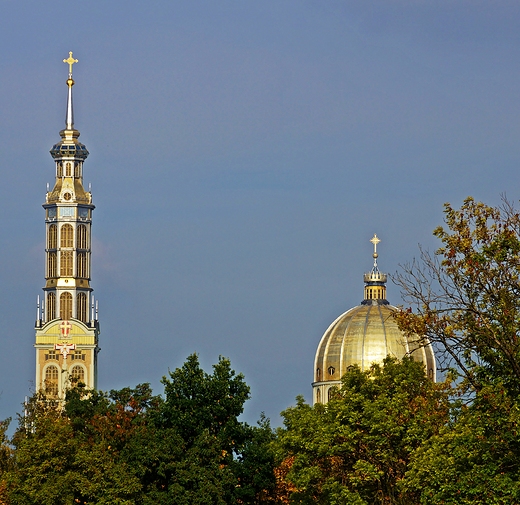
(370, 233, 380, 267)
(63, 51, 78, 77)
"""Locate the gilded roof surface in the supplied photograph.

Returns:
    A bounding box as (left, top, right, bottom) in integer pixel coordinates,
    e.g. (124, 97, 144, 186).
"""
(314, 301, 436, 384)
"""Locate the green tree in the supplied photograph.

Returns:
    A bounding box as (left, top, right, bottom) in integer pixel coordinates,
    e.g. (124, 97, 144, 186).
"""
(143, 353, 275, 505)
(3, 356, 275, 505)
(275, 358, 450, 505)
(0, 417, 11, 505)
(6, 388, 145, 505)
(404, 382, 520, 504)
(395, 197, 520, 395)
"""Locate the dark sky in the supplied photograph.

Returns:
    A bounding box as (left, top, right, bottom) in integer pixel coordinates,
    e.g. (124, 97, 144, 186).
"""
(0, 1, 519, 426)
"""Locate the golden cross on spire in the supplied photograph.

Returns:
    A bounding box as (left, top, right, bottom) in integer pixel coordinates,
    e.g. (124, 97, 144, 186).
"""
(370, 234, 380, 259)
(63, 51, 78, 75)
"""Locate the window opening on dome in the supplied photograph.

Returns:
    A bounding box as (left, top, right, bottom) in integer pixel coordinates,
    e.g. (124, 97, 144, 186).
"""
(328, 366, 335, 376)
(316, 368, 321, 380)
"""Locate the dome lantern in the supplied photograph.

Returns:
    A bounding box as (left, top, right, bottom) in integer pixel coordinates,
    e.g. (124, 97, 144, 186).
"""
(363, 233, 387, 303)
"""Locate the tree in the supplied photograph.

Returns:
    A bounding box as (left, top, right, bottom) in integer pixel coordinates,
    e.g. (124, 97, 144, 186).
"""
(2, 356, 276, 504)
(0, 418, 11, 505)
(275, 358, 450, 505)
(394, 197, 520, 395)
(404, 381, 520, 504)
(144, 354, 276, 505)
(393, 197, 520, 503)
(5, 388, 145, 505)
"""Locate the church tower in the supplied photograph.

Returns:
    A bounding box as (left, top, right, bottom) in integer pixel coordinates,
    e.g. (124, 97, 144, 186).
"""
(34, 53, 99, 398)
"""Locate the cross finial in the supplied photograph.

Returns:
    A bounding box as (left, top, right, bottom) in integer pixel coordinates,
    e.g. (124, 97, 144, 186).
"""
(63, 51, 78, 76)
(370, 234, 381, 254)
(370, 234, 381, 268)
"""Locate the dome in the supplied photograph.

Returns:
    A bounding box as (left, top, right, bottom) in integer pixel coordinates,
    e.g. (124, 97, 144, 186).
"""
(312, 235, 436, 404)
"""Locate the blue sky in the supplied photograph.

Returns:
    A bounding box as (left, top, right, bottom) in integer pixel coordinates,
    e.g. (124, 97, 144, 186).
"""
(0, 1, 519, 425)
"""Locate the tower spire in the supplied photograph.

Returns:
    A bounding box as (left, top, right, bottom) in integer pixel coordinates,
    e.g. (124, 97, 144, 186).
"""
(63, 51, 78, 130)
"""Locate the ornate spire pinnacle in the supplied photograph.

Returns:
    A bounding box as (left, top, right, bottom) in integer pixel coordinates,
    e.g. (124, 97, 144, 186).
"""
(363, 234, 388, 303)
(370, 233, 381, 269)
(63, 51, 78, 130)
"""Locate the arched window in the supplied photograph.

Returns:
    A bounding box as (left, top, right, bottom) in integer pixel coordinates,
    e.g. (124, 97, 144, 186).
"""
(77, 293, 87, 322)
(47, 292, 56, 321)
(60, 224, 73, 248)
(327, 387, 333, 402)
(316, 388, 321, 404)
(48, 224, 57, 249)
(48, 252, 57, 278)
(57, 163, 63, 178)
(74, 163, 81, 178)
(65, 162, 72, 177)
(328, 366, 335, 376)
(70, 365, 85, 382)
(45, 365, 59, 396)
(60, 251, 73, 276)
(316, 368, 321, 380)
(77, 224, 87, 249)
(60, 292, 72, 320)
(77, 252, 87, 278)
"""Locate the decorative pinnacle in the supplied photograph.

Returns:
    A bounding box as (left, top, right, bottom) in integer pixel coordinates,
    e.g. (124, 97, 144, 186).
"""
(370, 234, 380, 267)
(63, 51, 78, 78)
(63, 51, 77, 130)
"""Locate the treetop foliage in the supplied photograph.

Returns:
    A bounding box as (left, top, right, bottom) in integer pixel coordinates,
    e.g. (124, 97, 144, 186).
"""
(0, 354, 275, 505)
(394, 196, 520, 395)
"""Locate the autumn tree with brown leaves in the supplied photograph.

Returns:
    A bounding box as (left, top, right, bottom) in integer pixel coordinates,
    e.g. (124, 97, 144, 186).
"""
(395, 197, 520, 395)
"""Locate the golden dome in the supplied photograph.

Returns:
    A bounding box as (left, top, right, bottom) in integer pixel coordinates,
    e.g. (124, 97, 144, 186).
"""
(312, 235, 436, 404)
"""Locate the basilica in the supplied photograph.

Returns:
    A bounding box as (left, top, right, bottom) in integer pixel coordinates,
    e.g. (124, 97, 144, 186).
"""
(312, 235, 436, 404)
(32, 54, 436, 403)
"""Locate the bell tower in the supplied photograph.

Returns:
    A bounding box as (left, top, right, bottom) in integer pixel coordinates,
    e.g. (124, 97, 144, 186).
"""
(34, 52, 100, 398)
